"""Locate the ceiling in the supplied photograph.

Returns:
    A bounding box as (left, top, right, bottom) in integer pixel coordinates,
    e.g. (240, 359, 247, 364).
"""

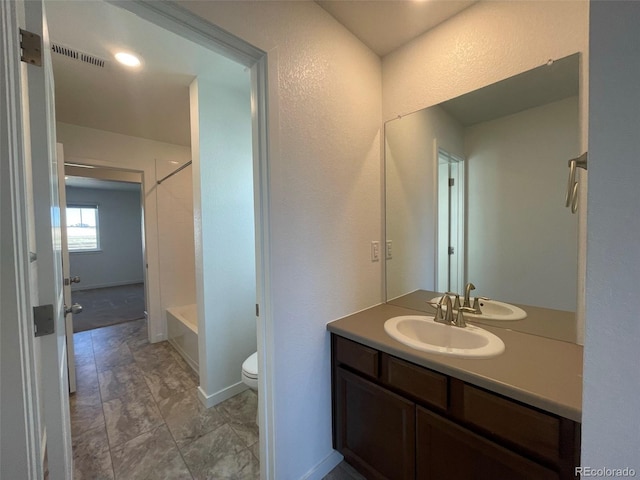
(315, 0, 476, 56)
(46, 1, 476, 148)
(46, 0, 248, 147)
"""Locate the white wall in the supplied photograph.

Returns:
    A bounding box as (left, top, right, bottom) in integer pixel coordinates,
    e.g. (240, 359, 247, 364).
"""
(385, 105, 464, 300)
(190, 73, 257, 406)
(465, 97, 579, 311)
(155, 162, 196, 310)
(582, 1, 640, 470)
(177, 2, 382, 478)
(382, 0, 589, 340)
(66, 186, 144, 291)
(56, 122, 191, 342)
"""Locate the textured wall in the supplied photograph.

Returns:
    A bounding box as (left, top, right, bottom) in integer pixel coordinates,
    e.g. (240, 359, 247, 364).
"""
(178, 2, 383, 478)
(582, 1, 640, 470)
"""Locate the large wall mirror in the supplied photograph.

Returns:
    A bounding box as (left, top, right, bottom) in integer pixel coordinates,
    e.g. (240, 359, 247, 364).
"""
(385, 53, 581, 343)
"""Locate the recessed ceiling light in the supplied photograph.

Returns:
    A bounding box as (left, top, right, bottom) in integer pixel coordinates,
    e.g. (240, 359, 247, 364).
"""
(114, 51, 141, 68)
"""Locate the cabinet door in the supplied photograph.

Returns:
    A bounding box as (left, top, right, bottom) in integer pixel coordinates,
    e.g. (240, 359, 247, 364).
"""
(416, 407, 560, 480)
(335, 367, 415, 480)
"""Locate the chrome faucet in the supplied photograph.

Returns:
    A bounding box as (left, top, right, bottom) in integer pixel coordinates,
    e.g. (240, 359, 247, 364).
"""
(432, 295, 454, 325)
(472, 296, 490, 315)
(445, 291, 461, 311)
(463, 282, 476, 308)
(454, 306, 476, 328)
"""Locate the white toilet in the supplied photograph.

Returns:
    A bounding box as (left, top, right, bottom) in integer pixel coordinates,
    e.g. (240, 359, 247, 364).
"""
(241, 352, 259, 424)
(241, 351, 258, 390)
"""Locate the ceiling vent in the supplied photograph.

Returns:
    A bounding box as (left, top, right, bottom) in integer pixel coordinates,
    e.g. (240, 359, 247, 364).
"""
(51, 43, 107, 68)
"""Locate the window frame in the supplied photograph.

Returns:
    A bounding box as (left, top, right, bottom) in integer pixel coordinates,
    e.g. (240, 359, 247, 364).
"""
(66, 204, 101, 253)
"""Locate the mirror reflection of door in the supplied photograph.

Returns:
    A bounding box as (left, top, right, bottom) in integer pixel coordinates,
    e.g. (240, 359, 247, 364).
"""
(437, 148, 465, 294)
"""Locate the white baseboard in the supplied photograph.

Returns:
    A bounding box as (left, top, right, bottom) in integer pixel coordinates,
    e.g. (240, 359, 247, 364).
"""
(300, 450, 344, 480)
(197, 382, 248, 409)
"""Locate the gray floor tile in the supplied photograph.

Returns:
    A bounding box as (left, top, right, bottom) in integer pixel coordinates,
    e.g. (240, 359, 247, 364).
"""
(103, 389, 164, 447)
(73, 449, 114, 480)
(111, 424, 192, 480)
(158, 389, 227, 449)
(181, 424, 258, 480)
(69, 396, 105, 438)
(98, 362, 151, 403)
(72, 423, 114, 479)
(94, 341, 134, 372)
(71, 320, 260, 480)
(142, 359, 196, 403)
(216, 390, 259, 447)
(323, 461, 367, 480)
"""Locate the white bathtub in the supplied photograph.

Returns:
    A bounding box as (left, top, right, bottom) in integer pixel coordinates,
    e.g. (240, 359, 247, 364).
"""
(166, 304, 199, 374)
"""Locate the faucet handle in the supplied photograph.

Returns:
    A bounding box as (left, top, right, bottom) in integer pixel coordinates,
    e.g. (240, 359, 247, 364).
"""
(427, 301, 445, 323)
(455, 306, 475, 328)
(472, 296, 491, 314)
(445, 292, 461, 310)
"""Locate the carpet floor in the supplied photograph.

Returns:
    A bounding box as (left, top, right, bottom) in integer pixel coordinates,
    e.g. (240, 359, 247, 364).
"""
(71, 283, 146, 333)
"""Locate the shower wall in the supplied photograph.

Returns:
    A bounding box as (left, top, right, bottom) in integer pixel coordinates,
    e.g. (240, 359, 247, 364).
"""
(155, 160, 197, 311)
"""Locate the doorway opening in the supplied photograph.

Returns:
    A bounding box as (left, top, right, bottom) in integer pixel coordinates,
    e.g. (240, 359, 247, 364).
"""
(64, 169, 146, 334)
(436, 148, 465, 294)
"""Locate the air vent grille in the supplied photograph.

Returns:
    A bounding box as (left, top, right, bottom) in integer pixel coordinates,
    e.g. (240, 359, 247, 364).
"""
(51, 43, 106, 68)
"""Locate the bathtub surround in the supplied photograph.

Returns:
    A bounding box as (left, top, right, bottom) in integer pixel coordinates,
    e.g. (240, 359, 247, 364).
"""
(167, 304, 199, 373)
(155, 160, 197, 312)
(190, 73, 257, 408)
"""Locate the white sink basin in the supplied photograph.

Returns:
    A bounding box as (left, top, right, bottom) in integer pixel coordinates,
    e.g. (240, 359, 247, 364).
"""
(430, 296, 527, 321)
(384, 315, 505, 358)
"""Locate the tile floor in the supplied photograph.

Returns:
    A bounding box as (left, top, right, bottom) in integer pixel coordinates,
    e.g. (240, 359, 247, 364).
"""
(70, 318, 363, 480)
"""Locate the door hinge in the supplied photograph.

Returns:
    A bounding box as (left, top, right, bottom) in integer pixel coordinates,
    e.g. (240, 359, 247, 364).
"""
(256, 304, 260, 317)
(20, 29, 43, 67)
(449, 178, 455, 187)
(33, 304, 55, 337)
(448, 246, 455, 255)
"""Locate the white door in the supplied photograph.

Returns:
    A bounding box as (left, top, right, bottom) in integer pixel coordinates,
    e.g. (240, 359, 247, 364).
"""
(57, 143, 77, 394)
(0, 0, 73, 477)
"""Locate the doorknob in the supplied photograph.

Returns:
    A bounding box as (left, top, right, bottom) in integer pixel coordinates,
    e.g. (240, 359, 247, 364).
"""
(64, 303, 83, 316)
(64, 276, 81, 286)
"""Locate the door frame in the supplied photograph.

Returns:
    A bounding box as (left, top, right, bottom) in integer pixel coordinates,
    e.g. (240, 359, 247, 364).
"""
(62, 163, 147, 391)
(109, 1, 274, 478)
(1, 2, 45, 478)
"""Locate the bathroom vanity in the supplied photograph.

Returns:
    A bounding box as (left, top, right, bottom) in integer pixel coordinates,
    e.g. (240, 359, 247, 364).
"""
(327, 303, 582, 480)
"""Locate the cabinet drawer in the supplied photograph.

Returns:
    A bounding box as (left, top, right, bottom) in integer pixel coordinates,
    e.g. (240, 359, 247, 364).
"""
(417, 406, 559, 480)
(381, 354, 448, 410)
(334, 336, 379, 378)
(459, 383, 563, 462)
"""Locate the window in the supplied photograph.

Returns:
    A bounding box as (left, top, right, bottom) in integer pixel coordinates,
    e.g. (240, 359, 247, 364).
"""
(66, 205, 100, 251)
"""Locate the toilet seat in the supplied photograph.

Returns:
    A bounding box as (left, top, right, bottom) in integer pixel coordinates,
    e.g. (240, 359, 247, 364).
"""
(242, 352, 258, 379)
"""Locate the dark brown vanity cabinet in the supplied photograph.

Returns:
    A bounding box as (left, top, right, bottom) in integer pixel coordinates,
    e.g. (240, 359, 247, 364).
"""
(331, 335, 580, 480)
